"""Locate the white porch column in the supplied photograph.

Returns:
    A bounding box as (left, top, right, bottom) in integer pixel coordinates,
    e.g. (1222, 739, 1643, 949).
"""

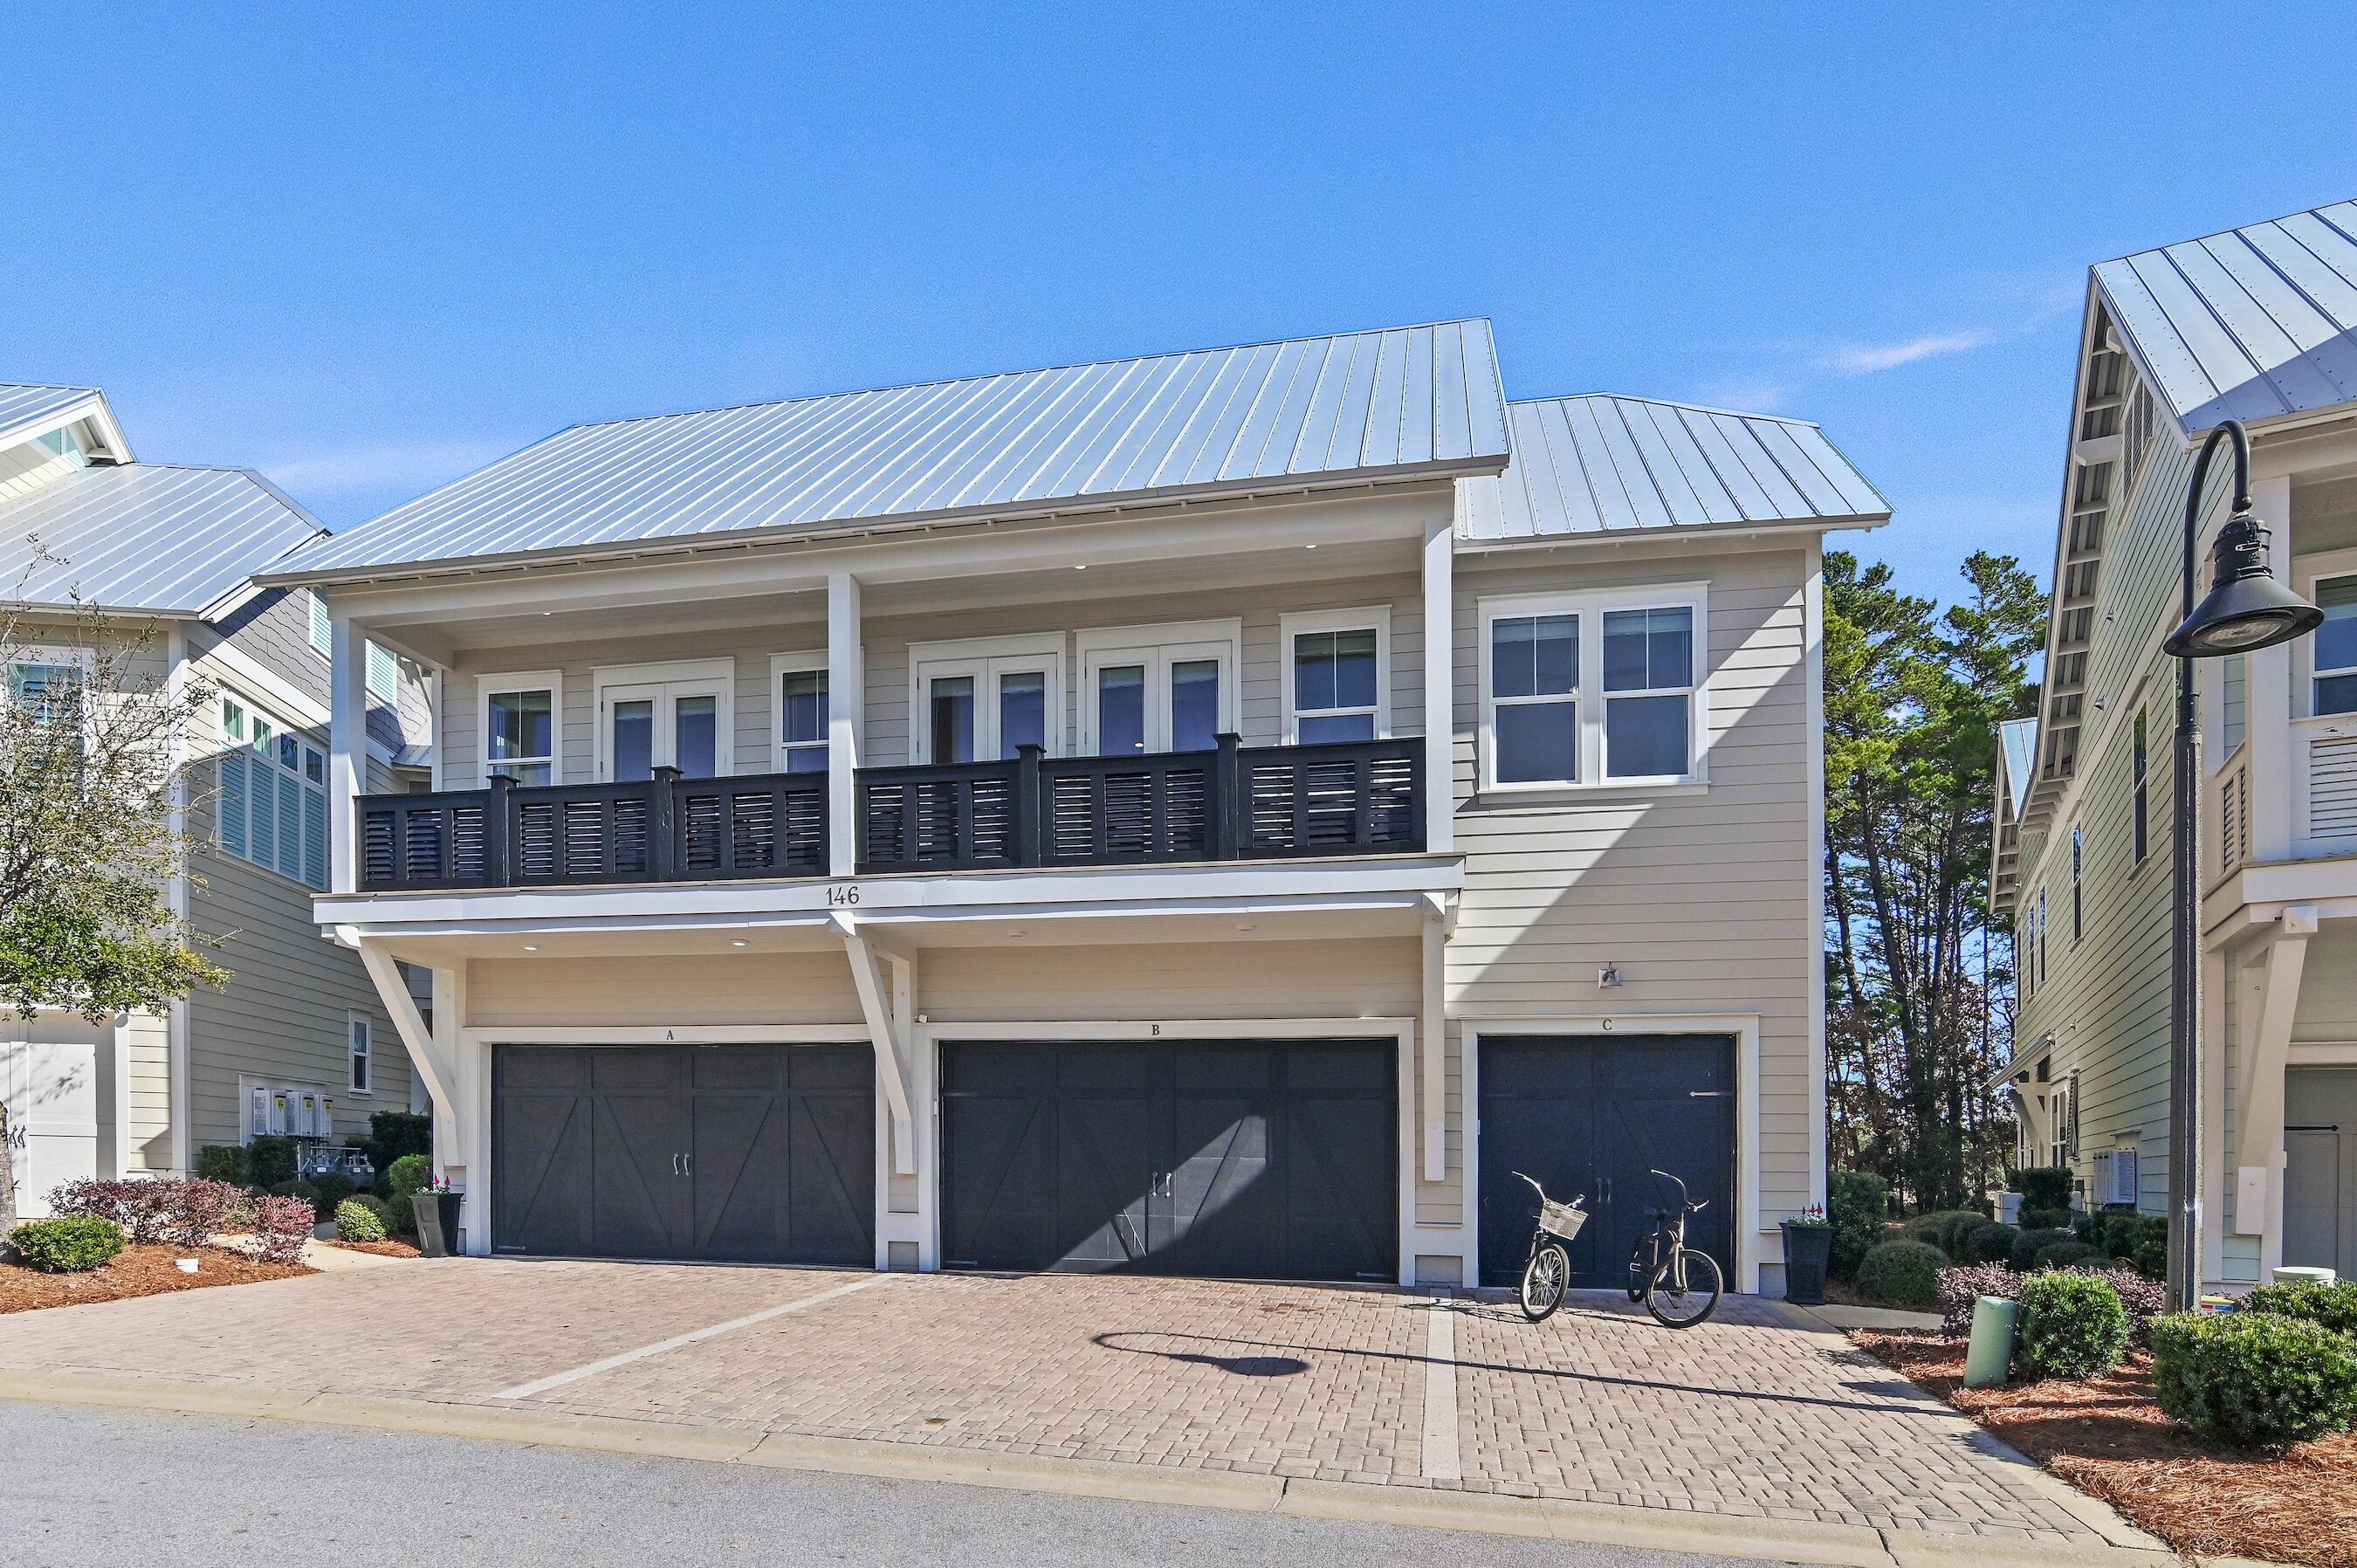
(1422, 513, 1454, 853)
(2248, 477, 2298, 860)
(1420, 897, 1447, 1184)
(827, 573, 864, 878)
(327, 609, 368, 894)
(163, 624, 193, 1173)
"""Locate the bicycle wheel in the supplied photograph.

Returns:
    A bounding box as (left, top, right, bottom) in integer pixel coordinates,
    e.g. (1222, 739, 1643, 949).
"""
(1520, 1241, 1570, 1322)
(1644, 1248, 1723, 1329)
(1625, 1236, 1651, 1303)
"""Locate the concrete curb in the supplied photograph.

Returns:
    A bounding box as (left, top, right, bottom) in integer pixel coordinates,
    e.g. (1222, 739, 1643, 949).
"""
(0, 1370, 2192, 1568)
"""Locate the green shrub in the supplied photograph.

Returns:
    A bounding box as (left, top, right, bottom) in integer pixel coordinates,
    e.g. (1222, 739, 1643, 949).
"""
(364, 1111, 430, 1175)
(1938, 1210, 1994, 1257)
(196, 1145, 249, 1184)
(386, 1153, 432, 1200)
(306, 1173, 357, 1217)
(333, 1197, 389, 1243)
(1968, 1221, 2021, 1264)
(2152, 1311, 2357, 1448)
(245, 1135, 299, 1189)
(2034, 1241, 2109, 1271)
(2018, 1204, 2073, 1231)
(267, 1178, 322, 1217)
(2080, 1209, 2167, 1270)
(1828, 1168, 1889, 1279)
(1855, 1240, 1947, 1310)
(2242, 1279, 2357, 1338)
(2010, 1227, 2079, 1271)
(2132, 1234, 2168, 1282)
(2017, 1270, 2129, 1379)
(7, 1215, 127, 1272)
(2012, 1166, 2074, 1214)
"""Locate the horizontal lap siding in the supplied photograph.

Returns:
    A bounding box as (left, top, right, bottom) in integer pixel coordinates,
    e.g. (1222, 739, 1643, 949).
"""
(123, 1010, 172, 1172)
(437, 576, 1422, 783)
(1446, 543, 1817, 1241)
(466, 952, 862, 1029)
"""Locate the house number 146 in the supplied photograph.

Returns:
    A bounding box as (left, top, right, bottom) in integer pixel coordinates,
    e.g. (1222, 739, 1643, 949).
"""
(828, 884, 861, 906)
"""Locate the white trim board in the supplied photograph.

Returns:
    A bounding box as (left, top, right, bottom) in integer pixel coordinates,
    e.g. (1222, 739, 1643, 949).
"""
(1462, 1014, 1764, 1294)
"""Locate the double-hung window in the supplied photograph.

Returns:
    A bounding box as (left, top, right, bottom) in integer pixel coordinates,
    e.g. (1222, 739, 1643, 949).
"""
(2131, 709, 2149, 864)
(478, 673, 560, 786)
(1282, 609, 1388, 744)
(772, 654, 828, 774)
(216, 692, 328, 889)
(2070, 826, 2083, 943)
(348, 1014, 373, 1095)
(2312, 574, 2357, 715)
(1075, 621, 1240, 755)
(1480, 588, 1705, 788)
(909, 636, 1063, 763)
(8, 656, 84, 728)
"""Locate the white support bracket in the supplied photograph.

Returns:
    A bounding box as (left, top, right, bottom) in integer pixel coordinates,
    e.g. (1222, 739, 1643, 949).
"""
(2232, 904, 2313, 1244)
(835, 913, 917, 1175)
(357, 943, 456, 1126)
(1420, 891, 1449, 1184)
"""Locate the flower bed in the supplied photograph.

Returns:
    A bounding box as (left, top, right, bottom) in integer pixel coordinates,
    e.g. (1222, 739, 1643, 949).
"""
(1852, 1328, 2357, 1568)
(0, 1242, 313, 1315)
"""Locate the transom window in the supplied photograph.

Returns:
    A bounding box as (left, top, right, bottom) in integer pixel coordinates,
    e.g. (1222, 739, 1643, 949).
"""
(217, 692, 328, 890)
(1480, 588, 1705, 788)
(478, 673, 560, 786)
(2312, 574, 2357, 715)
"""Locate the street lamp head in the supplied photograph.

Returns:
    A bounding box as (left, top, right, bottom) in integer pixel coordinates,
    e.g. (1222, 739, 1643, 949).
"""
(2163, 511, 2323, 658)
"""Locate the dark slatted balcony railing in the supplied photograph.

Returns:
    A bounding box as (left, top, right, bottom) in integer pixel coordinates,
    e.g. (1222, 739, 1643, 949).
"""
(354, 737, 1421, 891)
(856, 735, 1423, 875)
(357, 768, 829, 891)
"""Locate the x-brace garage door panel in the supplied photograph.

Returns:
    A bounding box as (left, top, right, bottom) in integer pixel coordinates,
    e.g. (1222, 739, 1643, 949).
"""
(940, 1039, 1396, 1282)
(492, 1044, 873, 1265)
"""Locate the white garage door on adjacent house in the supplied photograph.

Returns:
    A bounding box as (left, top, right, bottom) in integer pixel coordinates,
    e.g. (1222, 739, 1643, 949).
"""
(2, 1016, 105, 1217)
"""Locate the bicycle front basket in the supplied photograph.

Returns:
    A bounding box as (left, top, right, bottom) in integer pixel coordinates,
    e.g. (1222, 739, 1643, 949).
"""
(1538, 1198, 1586, 1241)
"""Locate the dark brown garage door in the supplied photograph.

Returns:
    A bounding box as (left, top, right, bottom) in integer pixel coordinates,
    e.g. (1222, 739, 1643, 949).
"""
(939, 1039, 1396, 1282)
(491, 1043, 873, 1265)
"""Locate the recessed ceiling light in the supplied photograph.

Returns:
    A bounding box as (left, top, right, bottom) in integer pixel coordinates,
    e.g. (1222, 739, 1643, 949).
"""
(1073, 564, 1087, 571)
(1237, 923, 1256, 932)
(1304, 543, 1316, 550)
(522, 944, 538, 952)
(732, 939, 748, 947)
(1007, 930, 1027, 939)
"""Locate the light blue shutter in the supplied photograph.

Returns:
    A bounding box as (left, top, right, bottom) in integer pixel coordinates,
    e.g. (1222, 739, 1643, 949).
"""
(251, 756, 277, 870)
(309, 591, 332, 656)
(367, 641, 396, 699)
(220, 753, 248, 858)
(303, 787, 327, 890)
(277, 772, 300, 876)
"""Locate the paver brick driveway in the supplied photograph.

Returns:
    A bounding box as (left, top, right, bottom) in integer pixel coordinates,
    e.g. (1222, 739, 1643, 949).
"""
(0, 1260, 2096, 1544)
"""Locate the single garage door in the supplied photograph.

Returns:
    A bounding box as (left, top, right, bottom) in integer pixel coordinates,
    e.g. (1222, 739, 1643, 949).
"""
(1477, 1035, 1735, 1289)
(940, 1039, 1396, 1282)
(2, 1018, 103, 1218)
(492, 1043, 873, 1264)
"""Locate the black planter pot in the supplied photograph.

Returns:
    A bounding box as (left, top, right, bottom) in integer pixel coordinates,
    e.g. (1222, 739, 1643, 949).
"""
(411, 1191, 464, 1258)
(1782, 1221, 1833, 1305)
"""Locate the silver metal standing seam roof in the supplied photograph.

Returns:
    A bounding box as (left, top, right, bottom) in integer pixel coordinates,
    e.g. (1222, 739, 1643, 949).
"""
(0, 464, 325, 616)
(0, 382, 106, 451)
(2093, 199, 2357, 434)
(1456, 395, 1890, 542)
(274, 320, 1515, 582)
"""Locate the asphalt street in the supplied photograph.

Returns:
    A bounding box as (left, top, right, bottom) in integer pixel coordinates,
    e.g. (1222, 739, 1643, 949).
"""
(0, 1400, 1797, 1568)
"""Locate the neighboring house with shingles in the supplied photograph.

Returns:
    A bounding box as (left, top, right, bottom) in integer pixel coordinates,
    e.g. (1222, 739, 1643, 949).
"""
(1993, 199, 2357, 1289)
(269, 320, 1886, 1292)
(0, 382, 429, 1211)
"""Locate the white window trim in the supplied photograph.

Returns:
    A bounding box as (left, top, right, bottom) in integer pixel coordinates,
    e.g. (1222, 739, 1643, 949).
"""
(1073, 618, 1242, 755)
(1475, 583, 1708, 793)
(2295, 547, 2357, 719)
(769, 650, 829, 774)
(1278, 607, 1392, 745)
(907, 632, 1067, 763)
(592, 657, 737, 781)
(474, 670, 565, 787)
(348, 1012, 374, 1097)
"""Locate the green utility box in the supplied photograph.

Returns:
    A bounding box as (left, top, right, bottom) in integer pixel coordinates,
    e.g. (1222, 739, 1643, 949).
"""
(1964, 1296, 2020, 1389)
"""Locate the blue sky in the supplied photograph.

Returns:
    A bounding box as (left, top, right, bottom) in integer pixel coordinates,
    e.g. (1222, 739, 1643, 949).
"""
(5, 4, 2354, 602)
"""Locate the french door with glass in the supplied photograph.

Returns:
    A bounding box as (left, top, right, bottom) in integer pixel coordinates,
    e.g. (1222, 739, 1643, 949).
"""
(1077, 629, 1237, 756)
(597, 671, 732, 781)
(913, 654, 1057, 763)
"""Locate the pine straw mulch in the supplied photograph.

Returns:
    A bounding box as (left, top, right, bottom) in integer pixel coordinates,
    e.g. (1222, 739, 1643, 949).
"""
(1852, 1328, 2357, 1568)
(320, 1238, 422, 1258)
(0, 1242, 313, 1316)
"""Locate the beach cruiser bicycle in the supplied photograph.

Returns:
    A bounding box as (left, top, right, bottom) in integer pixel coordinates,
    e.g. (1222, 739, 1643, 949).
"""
(1624, 1167, 1722, 1329)
(1510, 1171, 1589, 1321)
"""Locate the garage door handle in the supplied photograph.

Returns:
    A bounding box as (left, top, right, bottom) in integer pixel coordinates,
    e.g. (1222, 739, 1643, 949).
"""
(1688, 1091, 1726, 1097)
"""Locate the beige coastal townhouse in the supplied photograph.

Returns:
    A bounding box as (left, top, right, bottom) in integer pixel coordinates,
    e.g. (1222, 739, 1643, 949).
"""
(270, 320, 1887, 1292)
(0, 382, 429, 1212)
(1992, 199, 2357, 1289)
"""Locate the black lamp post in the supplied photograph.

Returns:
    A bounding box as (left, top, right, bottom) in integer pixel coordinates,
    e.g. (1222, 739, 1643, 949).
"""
(2161, 417, 2322, 1311)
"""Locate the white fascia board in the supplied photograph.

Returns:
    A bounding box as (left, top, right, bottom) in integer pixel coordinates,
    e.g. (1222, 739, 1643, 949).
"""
(0, 390, 128, 462)
(255, 460, 1501, 592)
(1455, 514, 1885, 558)
(311, 855, 1465, 937)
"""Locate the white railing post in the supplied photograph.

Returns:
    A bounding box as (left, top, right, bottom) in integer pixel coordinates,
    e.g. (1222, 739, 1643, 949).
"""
(1422, 512, 1454, 853)
(827, 573, 864, 878)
